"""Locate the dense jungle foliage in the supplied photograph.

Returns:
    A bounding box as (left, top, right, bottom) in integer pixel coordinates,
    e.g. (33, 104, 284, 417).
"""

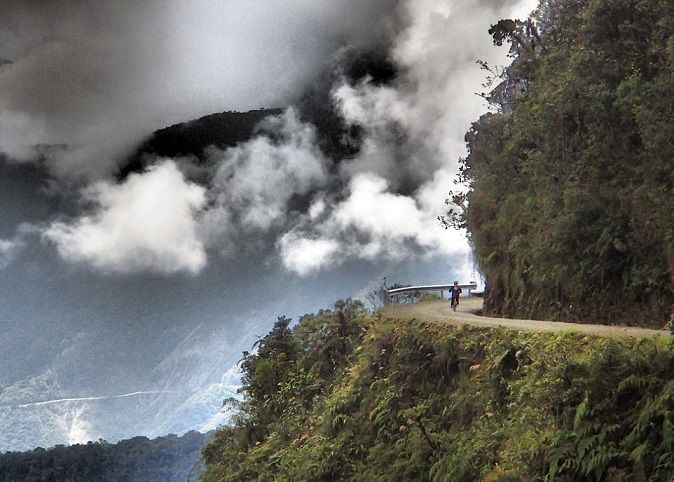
(202, 300, 674, 481)
(454, 0, 674, 326)
(0, 430, 211, 482)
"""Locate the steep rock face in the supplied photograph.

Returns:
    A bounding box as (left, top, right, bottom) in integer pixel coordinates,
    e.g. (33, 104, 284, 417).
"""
(201, 302, 674, 481)
(458, 0, 674, 325)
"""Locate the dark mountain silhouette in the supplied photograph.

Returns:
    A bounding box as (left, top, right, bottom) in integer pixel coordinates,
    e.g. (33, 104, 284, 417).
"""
(119, 108, 282, 178)
(118, 48, 397, 180)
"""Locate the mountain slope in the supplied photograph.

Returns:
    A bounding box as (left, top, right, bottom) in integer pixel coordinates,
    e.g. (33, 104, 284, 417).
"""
(201, 298, 674, 481)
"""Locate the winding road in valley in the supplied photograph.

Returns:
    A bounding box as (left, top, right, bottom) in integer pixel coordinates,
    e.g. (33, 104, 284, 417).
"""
(383, 297, 666, 338)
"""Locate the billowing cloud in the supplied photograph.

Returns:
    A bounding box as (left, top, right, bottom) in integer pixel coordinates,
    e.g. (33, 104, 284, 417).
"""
(200, 109, 330, 255)
(334, 0, 536, 188)
(278, 0, 537, 276)
(278, 234, 340, 277)
(279, 172, 469, 276)
(43, 162, 207, 274)
(40, 111, 332, 274)
(0, 0, 400, 179)
(10, 0, 538, 276)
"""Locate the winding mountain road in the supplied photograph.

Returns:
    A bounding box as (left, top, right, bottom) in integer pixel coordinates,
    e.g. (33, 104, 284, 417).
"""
(383, 297, 665, 338)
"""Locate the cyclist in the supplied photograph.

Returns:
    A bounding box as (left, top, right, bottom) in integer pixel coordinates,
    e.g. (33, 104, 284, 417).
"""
(449, 281, 462, 312)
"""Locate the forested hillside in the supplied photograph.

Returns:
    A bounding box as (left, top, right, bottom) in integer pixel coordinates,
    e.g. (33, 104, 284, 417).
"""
(201, 299, 674, 481)
(453, 0, 673, 326)
(0, 430, 211, 482)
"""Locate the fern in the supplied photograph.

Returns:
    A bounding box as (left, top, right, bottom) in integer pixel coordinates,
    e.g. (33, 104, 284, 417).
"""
(573, 393, 592, 430)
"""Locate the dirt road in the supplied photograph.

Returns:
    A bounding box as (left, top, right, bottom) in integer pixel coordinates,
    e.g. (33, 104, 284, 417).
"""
(382, 297, 665, 338)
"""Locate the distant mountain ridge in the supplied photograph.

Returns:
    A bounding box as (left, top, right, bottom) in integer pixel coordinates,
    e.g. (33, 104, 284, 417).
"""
(0, 430, 213, 482)
(119, 108, 283, 178)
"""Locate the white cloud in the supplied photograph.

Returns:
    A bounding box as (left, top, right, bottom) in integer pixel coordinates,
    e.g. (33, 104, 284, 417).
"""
(334, 174, 422, 239)
(333, 0, 536, 188)
(34, 109, 331, 274)
(21, 0, 539, 276)
(278, 234, 340, 277)
(200, 109, 329, 254)
(278, 172, 469, 276)
(308, 199, 327, 220)
(511, 0, 539, 19)
(43, 161, 207, 274)
(275, 0, 537, 276)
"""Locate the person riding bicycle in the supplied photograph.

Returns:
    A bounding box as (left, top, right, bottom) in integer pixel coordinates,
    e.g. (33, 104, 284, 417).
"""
(449, 281, 462, 312)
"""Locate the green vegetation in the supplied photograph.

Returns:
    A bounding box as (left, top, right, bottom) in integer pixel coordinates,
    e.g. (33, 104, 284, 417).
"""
(202, 300, 674, 481)
(449, 0, 674, 326)
(0, 430, 211, 482)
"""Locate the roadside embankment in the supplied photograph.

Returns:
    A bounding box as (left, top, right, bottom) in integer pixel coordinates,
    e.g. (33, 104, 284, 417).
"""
(203, 298, 674, 481)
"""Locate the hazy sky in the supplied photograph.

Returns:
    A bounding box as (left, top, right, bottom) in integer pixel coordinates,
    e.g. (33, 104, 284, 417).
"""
(0, 0, 539, 449)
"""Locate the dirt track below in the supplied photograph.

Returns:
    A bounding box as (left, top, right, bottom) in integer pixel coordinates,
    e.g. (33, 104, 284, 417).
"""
(382, 297, 666, 338)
